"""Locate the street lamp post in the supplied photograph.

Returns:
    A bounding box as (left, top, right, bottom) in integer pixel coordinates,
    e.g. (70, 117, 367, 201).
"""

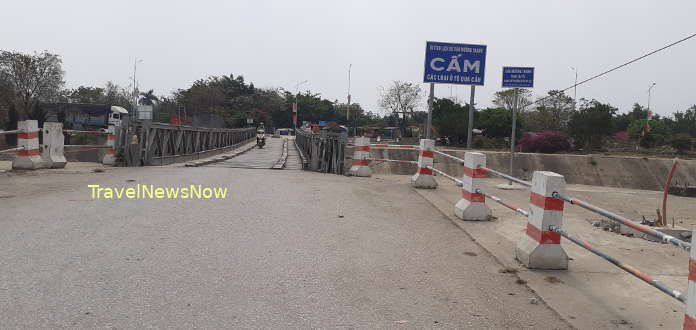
(647, 82, 657, 117)
(293, 80, 308, 132)
(132, 59, 143, 119)
(570, 67, 578, 110)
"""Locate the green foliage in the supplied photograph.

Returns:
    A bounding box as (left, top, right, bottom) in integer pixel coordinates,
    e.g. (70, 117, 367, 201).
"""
(568, 100, 616, 151)
(431, 98, 470, 143)
(673, 106, 696, 137)
(478, 107, 513, 138)
(522, 90, 575, 132)
(628, 119, 672, 148)
(611, 103, 649, 133)
(670, 133, 692, 153)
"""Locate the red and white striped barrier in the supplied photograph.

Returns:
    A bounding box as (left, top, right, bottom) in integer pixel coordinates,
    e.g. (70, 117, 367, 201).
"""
(516, 171, 568, 269)
(685, 226, 696, 329)
(411, 139, 437, 189)
(102, 125, 116, 165)
(369, 144, 419, 149)
(13, 120, 43, 170)
(349, 136, 371, 177)
(454, 152, 491, 221)
(42, 122, 67, 168)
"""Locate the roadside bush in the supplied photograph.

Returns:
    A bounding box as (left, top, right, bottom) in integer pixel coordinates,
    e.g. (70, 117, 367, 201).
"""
(518, 130, 571, 153)
(473, 136, 505, 149)
(670, 133, 692, 153)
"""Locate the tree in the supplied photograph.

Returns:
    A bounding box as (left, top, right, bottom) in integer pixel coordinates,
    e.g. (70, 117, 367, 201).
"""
(673, 105, 696, 137)
(567, 100, 616, 151)
(611, 103, 650, 133)
(378, 81, 422, 136)
(478, 107, 513, 138)
(522, 90, 575, 131)
(139, 89, 159, 105)
(0, 50, 64, 119)
(628, 119, 672, 148)
(492, 88, 532, 111)
(431, 98, 470, 145)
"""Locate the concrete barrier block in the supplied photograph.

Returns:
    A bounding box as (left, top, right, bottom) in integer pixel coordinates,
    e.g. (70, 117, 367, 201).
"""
(102, 125, 116, 166)
(411, 139, 437, 189)
(454, 152, 491, 221)
(515, 171, 568, 270)
(349, 136, 371, 177)
(12, 120, 44, 170)
(41, 122, 67, 168)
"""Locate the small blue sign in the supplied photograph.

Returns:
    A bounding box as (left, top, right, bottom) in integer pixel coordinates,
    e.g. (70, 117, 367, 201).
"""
(318, 120, 327, 126)
(502, 67, 534, 88)
(423, 41, 487, 86)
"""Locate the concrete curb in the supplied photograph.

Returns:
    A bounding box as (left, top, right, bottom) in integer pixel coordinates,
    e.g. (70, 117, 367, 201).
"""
(272, 138, 289, 170)
(184, 141, 258, 167)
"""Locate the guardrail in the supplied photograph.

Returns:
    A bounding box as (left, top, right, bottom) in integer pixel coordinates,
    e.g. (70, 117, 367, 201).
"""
(347, 137, 696, 327)
(295, 129, 346, 174)
(118, 121, 256, 166)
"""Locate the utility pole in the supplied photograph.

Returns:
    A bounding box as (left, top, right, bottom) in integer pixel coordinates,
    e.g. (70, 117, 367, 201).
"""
(347, 64, 352, 135)
(570, 67, 578, 111)
(466, 85, 476, 148)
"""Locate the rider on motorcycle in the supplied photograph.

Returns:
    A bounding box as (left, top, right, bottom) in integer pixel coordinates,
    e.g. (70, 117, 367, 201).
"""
(256, 124, 266, 148)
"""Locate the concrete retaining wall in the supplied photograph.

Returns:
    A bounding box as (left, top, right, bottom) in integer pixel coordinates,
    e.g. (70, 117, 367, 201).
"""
(345, 146, 696, 191)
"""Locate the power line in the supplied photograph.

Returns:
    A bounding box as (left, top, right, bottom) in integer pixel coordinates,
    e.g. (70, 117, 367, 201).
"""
(525, 32, 696, 109)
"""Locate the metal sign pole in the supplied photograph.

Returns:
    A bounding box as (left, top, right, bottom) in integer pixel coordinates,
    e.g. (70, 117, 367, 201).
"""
(509, 88, 519, 184)
(466, 85, 476, 148)
(426, 83, 434, 139)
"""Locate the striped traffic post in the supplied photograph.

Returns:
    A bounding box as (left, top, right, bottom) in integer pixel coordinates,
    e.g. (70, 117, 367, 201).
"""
(12, 120, 43, 169)
(349, 136, 371, 177)
(516, 171, 568, 269)
(454, 152, 491, 221)
(685, 226, 696, 329)
(41, 122, 67, 168)
(411, 139, 437, 189)
(102, 125, 116, 165)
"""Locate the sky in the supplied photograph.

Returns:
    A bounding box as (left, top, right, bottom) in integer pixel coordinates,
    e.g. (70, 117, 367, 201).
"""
(1, 0, 695, 117)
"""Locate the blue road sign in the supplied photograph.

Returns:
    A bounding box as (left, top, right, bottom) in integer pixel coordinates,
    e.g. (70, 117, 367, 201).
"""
(318, 120, 327, 126)
(502, 67, 534, 88)
(423, 41, 487, 86)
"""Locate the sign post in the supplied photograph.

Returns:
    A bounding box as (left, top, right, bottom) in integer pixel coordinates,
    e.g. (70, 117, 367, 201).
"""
(423, 41, 486, 148)
(501, 66, 534, 185)
(426, 83, 434, 139)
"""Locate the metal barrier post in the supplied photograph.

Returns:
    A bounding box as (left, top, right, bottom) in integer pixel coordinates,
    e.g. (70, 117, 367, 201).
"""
(454, 152, 491, 221)
(102, 125, 116, 165)
(349, 136, 371, 177)
(516, 171, 569, 270)
(41, 122, 67, 168)
(411, 139, 437, 189)
(12, 120, 43, 170)
(685, 226, 696, 329)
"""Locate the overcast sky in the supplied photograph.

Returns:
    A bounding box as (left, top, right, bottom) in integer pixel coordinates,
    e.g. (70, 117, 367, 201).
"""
(1, 0, 694, 117)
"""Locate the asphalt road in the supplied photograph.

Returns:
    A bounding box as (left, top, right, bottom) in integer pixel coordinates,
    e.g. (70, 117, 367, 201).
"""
(0, 165, 571, 329)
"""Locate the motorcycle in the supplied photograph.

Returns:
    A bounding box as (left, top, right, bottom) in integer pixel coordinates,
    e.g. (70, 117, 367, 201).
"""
(256, 130, 266, 148)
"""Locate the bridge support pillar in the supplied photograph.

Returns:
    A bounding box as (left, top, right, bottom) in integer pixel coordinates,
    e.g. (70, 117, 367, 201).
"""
(454, 152, 491, 221)
(516, 171, 568, 270)
(41, 122, 67, 168)
(349, 136, 371, 177)
(411, 139, 437, 189)
(102, 125, 116, 165)
(12, 120, 43, 170)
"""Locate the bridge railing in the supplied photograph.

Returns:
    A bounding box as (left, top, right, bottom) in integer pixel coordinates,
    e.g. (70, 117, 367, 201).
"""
(295, 129, 346, 174)
(118, 121, 256, 166)
(348, 137, 696, 327)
